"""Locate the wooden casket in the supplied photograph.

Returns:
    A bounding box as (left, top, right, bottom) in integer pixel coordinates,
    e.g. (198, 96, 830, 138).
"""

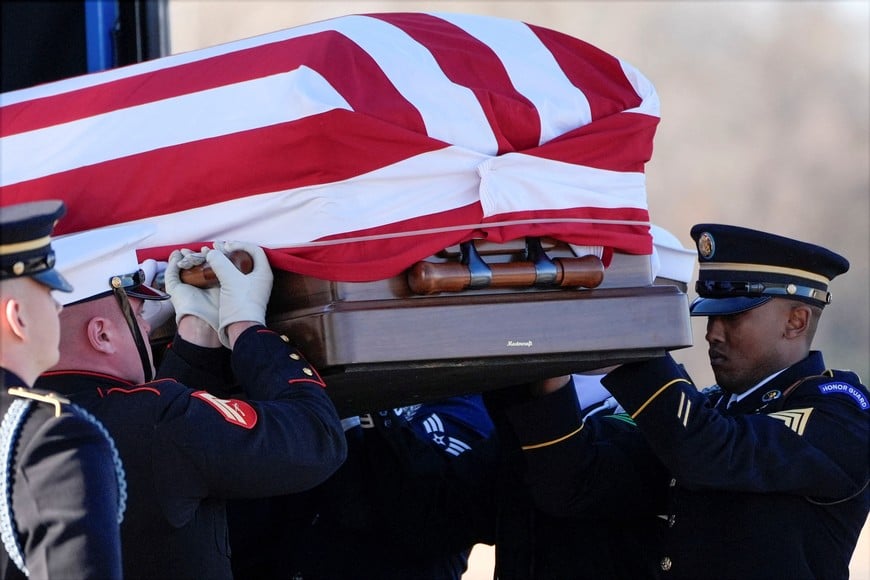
(263, 237, 692, 415)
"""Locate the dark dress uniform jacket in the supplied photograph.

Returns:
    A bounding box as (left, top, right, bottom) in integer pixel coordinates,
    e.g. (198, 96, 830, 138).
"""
(602, 351, 870, 580)
(229, 395, 499, 580)
(0, 369, 123, 580)
(489, 381, 668, 579)
(36, 326, 347, 580)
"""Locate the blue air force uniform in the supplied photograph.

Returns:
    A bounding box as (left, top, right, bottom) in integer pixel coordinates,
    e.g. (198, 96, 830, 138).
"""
(36, 326, 347, 580)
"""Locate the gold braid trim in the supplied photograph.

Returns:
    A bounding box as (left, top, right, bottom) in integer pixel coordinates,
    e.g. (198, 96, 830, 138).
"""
(521, 424, 584, 451)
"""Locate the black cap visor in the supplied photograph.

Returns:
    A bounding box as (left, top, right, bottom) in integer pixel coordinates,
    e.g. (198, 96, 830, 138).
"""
(31, 268, 74, 293)
(689, 295, 771, 317)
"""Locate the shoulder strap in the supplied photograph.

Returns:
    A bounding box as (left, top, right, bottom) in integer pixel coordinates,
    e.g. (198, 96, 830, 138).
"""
(0, 398, 33, 575)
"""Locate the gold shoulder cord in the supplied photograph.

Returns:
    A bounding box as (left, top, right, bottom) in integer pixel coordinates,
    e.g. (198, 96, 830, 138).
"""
(6, 388, 70, 418)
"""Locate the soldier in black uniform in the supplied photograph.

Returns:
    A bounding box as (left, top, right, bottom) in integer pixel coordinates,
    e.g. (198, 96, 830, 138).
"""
(501, 224, 869, 579)
(35, 228, 347, 580)
(0, 201, 124, 579)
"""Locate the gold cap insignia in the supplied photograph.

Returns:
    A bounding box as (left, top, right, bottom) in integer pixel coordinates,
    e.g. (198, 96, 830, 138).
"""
(697, 232, 715, 259)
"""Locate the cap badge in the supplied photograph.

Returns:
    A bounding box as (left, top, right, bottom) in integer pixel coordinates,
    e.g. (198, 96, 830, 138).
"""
(697, 232, 715, 259)
(12, 262, 25, 276)
(762, 390, 781, 403)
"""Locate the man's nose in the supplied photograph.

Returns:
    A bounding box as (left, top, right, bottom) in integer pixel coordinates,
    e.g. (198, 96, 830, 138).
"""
(705, 316, 724, 343)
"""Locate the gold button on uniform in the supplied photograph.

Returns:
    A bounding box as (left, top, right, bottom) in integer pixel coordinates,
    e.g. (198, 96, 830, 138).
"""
(280, 334, 291, 343)
(660, 556, 672, 571)
(289, 353, 300, 360)
(303, 368, 313, 376)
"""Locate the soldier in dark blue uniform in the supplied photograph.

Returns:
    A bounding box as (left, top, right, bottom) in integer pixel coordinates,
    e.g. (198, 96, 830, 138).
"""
(227, 394, 499, 580)
(34, 227, 347, 580)
(0, 201, 124, 580)
(501, 224, 869, 579)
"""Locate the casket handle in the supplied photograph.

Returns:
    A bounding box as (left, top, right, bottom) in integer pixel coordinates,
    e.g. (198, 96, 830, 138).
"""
(179, 250, 253, 288)
(407, 238, 604, 295)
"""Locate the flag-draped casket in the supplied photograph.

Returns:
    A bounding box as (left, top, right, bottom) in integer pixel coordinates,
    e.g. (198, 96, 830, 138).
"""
(0, 13, 691, 412)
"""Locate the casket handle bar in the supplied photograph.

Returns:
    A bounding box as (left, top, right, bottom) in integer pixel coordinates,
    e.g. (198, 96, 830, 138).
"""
(407, 237, 604, 295)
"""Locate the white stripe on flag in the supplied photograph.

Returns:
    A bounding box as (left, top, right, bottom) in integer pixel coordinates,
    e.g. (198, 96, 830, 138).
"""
(435, 12, 593, 144)
(332, 15, 498, 154)
(103, 146, 487, 248)
(1, 67, 350, 186)
(477, 153, 648, 216)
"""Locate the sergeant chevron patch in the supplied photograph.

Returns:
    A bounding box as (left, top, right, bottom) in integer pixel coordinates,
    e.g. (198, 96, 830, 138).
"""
(767, 408, 814, 435)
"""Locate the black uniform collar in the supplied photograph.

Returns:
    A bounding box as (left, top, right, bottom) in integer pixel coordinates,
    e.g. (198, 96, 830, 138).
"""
(36, 370, 137, 398)
(0, 368, 27, 391)
(724, 351, 826, 415)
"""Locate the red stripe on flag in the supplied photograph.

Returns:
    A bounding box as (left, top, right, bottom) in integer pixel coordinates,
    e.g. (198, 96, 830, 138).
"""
(2, 109, 447, 235)
(529, 24, 643, 120)
(2, 30, 426, 137)
(529, 111, 659, 172)
(372, 13, 541, 154)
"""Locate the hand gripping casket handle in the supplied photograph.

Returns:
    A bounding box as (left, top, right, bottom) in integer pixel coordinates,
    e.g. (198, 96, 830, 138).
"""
(179, 250, 253, 288)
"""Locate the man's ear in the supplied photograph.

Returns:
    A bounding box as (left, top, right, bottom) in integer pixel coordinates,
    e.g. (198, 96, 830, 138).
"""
(3, 298, 26, 340)
(784, 303, 811, 339)
(86, 316, 118, 354)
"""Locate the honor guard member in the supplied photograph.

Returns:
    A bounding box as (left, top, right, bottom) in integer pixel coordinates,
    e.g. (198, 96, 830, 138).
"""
(0, 201, 124, 580)
(601, 224, 868, 579)
(486, 227, 694, 579)
(35, 225, 347, 580)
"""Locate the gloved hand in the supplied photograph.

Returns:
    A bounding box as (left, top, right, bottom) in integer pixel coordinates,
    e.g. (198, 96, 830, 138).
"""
(139, 259, 174, 329)
(207, 241, 273, 348)
(163, 248, 221, 332)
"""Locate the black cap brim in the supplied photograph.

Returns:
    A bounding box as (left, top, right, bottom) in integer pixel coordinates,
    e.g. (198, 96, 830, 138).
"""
(690, 295, 771, 317)
(32, 269, 73, 293)
(125, 283, 170, 301)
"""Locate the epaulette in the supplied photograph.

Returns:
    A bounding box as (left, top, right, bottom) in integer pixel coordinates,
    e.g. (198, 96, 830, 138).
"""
(7, 387, 71, 418)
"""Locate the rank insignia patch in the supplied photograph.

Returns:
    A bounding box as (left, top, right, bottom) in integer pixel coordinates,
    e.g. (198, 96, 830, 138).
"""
(767, 408, 813, 435)
(191, 391, 259, 429)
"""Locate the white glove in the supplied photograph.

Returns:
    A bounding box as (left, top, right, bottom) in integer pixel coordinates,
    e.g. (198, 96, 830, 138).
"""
(139, 259, 174, 329)
(207, 241, 274, 348)
(163, 248, 221, 331)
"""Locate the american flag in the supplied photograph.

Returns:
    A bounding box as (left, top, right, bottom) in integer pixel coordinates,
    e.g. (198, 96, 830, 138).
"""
(0, 12, 659, 282)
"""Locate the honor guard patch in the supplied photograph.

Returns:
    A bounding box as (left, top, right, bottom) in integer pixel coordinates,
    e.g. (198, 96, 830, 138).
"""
(817, 382, 869, 410)
(191, 391, 259, 429)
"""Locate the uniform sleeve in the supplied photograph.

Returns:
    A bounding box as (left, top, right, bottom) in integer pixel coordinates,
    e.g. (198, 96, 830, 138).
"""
(15, 413, 123, 580)
(154, 326, 346, 503)
(350, 396, 500, 554)
(155, 334, 235, 397)
(500, 380, 668, 519)
(602, 354, 870, 500)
